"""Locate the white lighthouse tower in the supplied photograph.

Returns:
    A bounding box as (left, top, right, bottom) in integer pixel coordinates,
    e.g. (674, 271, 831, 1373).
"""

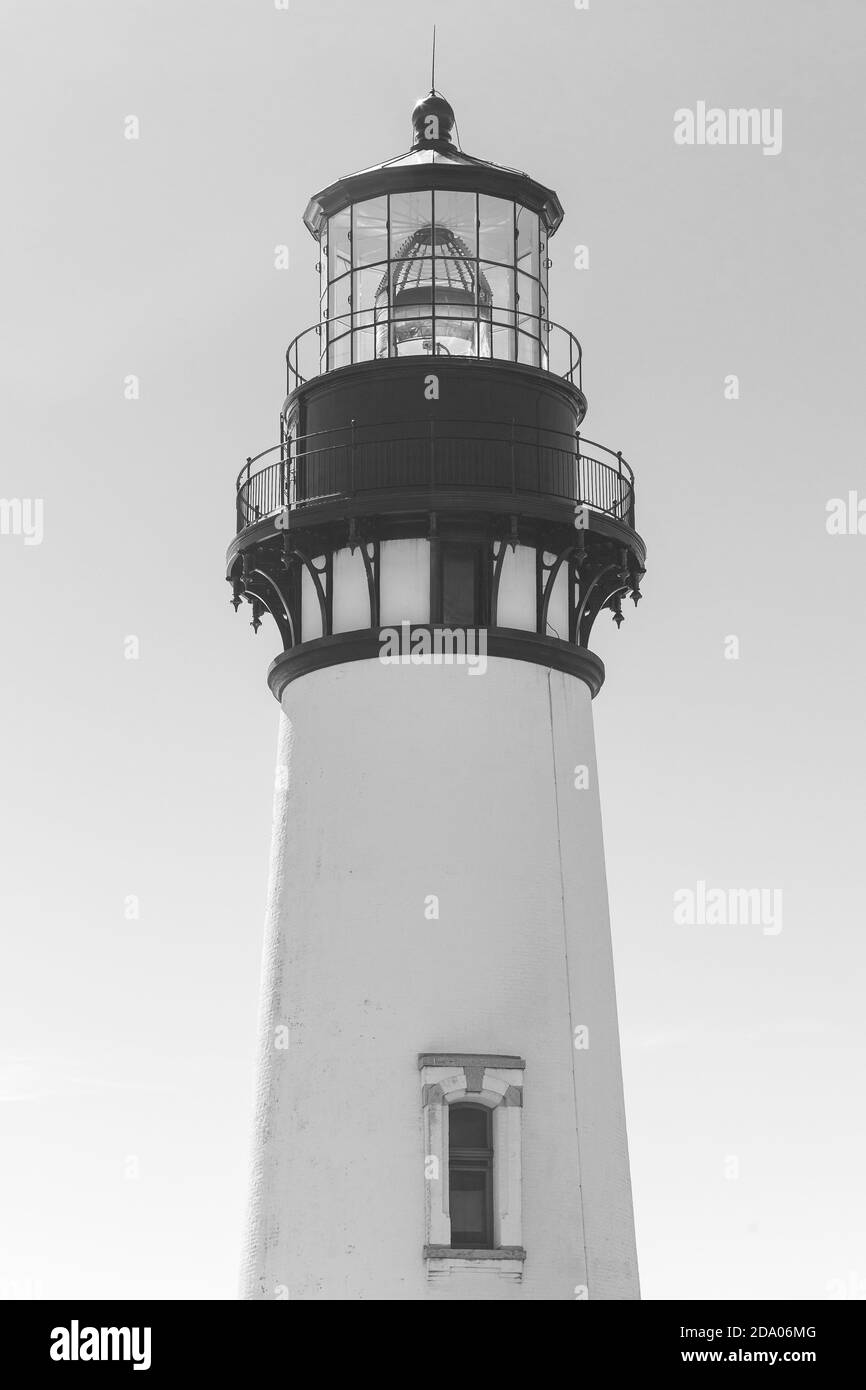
(229, 92, 646, 1301)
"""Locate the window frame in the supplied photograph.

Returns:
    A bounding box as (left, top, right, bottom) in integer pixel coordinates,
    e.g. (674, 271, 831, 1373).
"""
(448, 1102, 495, 1248)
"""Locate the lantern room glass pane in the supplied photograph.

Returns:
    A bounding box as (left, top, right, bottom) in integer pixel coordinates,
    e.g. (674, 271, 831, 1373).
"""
(327, 316, 352, 371)
(389, 190, 433, 258)
(352, 308, 376, 364)
(433, 190, 477, 256)
(490, 311, 516, 361)
(433, 258, 478, 309)
(353, 267, 384, 317)
(482, 263, 515, 318)
(479, 195, 514, 267)
(328, 208, 351, 282)
(328, 270, 351, 323)
(352, 196, 388, 267)
(319, 231, 329, 315)
(517, 330, 540, 367)
(431, 258, 479, 356)
(517, 270, 540, 319)
(352, 275, 381, 362)
(518, 264, 541, 367)
(391, 253, 434, 298)
(515, 206, 538, 276)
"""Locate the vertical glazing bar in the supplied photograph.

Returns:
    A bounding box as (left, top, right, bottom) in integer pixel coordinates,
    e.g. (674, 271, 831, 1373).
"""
(512, 202, 518, 363)
(348, 209, 354, 367)
(279, 420, 286, 514)
(386, 194, 392, 360)
(475, 193, 481, 358)
(431, 188, 436, 360)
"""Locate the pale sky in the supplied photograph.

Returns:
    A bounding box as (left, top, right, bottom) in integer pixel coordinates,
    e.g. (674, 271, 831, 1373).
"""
(1, 0, 864, 1300)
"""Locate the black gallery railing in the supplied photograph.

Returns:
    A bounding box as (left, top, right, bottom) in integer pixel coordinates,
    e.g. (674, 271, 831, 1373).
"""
(235, 420, 635, 535)
(285, 313, 583, 392)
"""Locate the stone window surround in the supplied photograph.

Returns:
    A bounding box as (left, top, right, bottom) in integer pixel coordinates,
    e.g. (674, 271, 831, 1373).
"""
(419, 1053, 526, 1282)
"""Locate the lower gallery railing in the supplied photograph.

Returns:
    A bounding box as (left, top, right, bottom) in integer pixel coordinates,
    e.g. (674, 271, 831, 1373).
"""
(235, 421, 635, 534)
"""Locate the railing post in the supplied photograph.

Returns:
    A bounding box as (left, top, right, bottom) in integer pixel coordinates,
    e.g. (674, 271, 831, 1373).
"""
(511, 418, 516, 494)
(616, 450, 623, 519)
(350, 418, 356, 497)
(575, 430, 581, 508)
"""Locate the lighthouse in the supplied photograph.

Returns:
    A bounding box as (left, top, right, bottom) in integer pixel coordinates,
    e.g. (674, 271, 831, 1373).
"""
(229, 91, 646, 1301)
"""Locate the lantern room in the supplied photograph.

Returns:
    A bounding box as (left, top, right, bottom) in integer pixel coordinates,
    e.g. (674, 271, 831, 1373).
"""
(301, 92, 563, 377)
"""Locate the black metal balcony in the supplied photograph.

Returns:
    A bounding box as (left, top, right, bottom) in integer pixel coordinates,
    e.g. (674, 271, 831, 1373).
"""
(235, 420, 635, 536)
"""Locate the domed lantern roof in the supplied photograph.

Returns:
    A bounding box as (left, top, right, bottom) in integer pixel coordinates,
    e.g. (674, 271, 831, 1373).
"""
(302, 92, 564, 238)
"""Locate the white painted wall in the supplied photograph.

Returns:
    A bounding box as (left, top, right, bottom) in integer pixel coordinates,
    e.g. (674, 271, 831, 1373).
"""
(240, 656, 639, 1301)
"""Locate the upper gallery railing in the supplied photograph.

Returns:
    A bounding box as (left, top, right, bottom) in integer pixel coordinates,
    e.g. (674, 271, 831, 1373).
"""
(285, 313, 583, 393)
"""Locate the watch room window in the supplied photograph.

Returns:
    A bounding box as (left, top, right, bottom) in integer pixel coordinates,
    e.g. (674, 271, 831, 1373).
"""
(439, 542, 480, 626)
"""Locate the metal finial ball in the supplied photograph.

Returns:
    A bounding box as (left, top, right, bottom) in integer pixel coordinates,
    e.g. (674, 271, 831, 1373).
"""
(411, 93, 455, 147)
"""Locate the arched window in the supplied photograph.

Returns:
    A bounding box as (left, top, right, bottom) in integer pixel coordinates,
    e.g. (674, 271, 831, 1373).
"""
(448, 1102, 494, 1248)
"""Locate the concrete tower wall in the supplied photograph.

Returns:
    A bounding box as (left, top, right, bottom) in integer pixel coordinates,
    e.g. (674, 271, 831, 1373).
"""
(240, 655, 639, 1301)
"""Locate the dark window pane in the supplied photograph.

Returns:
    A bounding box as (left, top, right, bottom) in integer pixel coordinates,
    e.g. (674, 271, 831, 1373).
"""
(450, 1105, 490, 1149)
(441, 545, 477, 625)
(450, 1168, 489, 1247)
